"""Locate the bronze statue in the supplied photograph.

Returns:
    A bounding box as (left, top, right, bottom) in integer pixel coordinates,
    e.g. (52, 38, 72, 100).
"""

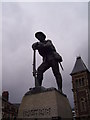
(32, 32, 63, 92)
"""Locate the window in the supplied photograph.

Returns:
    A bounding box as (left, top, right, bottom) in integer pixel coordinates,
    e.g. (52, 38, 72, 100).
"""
(81, 78, 84, 86)
(79, 79, 82, 86)
(80, 98, 86, 112)
(75, 78, 85, 88)
(75, 79, 78, 88)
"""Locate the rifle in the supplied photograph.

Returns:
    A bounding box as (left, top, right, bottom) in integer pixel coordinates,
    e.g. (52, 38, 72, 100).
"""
(59, 62, 64, 71)
(33, 50, 37, 87)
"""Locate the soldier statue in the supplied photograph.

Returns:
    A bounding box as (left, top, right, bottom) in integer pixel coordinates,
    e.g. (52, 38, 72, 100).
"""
(32, 32, 63, 92)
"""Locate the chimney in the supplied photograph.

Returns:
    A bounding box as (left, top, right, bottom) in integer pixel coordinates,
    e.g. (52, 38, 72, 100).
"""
(2, 91, 9, 101)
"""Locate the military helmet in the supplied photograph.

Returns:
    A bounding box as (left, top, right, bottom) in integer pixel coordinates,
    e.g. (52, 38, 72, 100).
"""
(35, 32, 46, 40)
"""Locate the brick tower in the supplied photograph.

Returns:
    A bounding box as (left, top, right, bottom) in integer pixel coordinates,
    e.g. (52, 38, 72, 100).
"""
(70, 56, 90, 119)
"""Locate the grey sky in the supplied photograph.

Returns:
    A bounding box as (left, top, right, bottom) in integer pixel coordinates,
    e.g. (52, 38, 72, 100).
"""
(2, 2, 88, 108)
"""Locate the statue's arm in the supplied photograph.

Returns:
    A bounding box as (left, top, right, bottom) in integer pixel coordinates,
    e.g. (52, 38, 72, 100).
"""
(32, 42, 38, 50)
(32, 42, 45, 50)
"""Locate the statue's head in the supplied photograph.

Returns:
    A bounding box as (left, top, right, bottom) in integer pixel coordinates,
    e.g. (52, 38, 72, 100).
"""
(35, 32, 46, 42)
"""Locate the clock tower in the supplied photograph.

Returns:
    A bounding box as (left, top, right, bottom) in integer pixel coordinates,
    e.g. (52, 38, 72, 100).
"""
(70, 56, 90, 119)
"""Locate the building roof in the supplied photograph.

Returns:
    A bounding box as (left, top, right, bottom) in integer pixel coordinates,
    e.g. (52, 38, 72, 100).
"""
(71, 56, 89, 75)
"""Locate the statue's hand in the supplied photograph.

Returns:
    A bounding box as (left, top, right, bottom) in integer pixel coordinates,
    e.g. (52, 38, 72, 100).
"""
(32, 42, 38, 50)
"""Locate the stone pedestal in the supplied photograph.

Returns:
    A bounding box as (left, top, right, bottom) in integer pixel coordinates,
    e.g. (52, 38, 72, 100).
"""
(18, 87, 73, 120)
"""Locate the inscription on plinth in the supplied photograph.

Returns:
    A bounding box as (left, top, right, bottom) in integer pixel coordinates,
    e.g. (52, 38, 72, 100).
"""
(23, 107, 51, 118)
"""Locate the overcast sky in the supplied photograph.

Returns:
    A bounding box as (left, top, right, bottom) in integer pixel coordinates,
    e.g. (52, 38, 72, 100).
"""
(2, 2, 88, 108)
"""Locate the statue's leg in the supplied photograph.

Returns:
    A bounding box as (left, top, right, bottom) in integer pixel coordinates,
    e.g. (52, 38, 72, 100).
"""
(37, 62, 50, 86)
(51, 60, 62, 91)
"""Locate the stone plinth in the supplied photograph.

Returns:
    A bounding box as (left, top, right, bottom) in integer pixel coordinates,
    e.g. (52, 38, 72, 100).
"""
(18, 87, 72, 120)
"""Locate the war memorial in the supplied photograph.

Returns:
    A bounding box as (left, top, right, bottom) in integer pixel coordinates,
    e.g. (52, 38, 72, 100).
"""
(18, 32, 73, 120)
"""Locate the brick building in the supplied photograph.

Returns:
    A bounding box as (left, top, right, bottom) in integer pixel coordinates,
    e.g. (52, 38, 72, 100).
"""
(2, 91, 20, 120)
(70, 56, 90, 120)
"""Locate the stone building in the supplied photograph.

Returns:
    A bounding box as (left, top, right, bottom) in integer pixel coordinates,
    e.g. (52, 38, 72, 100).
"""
(2, 91, 20, 120)
(70, 56, 90, 120)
